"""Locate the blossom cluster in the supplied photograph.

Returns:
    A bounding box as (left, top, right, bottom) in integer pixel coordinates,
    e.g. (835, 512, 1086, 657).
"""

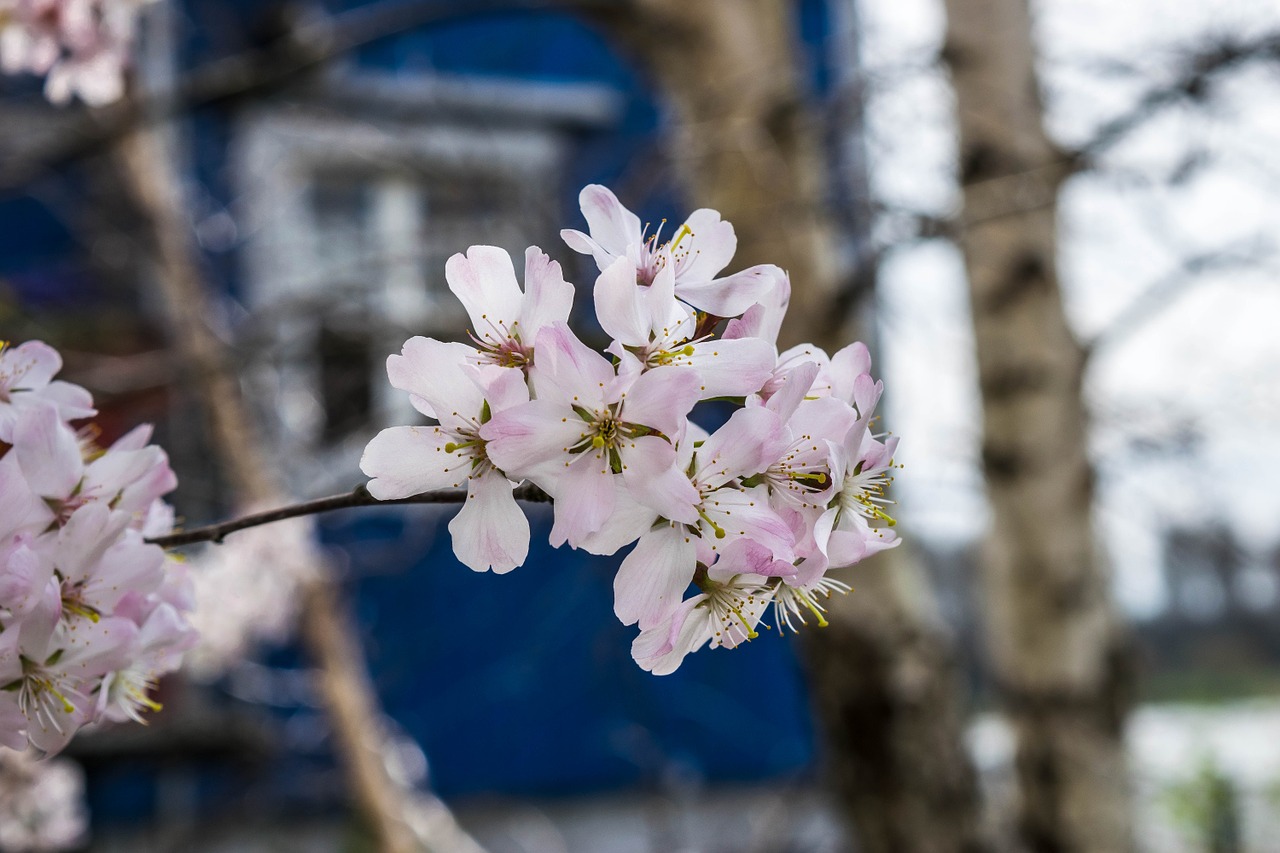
(0, 0, 155, 105)
(0, 341, 195, 754)
(362, 185, 900, 674)
(0, 746, 85, 850)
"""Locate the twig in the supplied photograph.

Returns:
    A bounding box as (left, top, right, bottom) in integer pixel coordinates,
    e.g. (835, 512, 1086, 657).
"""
(147, 482, 551, 549)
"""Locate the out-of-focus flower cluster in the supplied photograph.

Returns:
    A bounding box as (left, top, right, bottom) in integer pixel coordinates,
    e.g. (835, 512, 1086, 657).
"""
(0, 341, 195, 755)
(0, 747, 85, 851)
(182, 515, 318, 681)
(0, 0, 156, 105)
(362, 186, 901, 674)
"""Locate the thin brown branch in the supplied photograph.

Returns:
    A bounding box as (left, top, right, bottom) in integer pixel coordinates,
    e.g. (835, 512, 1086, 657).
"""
(1083, 238, 1274, 364)
(147, 482, 551, 549)
(1072, 32, 1280, 163)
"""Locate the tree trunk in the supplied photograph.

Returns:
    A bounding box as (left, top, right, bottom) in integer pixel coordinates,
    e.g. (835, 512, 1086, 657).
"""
(595, 3, 989, 850)
(114, 122, 483, 853)
(941, 0, 1136, 849)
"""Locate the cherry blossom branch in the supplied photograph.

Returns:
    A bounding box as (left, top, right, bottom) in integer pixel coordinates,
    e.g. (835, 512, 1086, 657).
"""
(147, 483, 552, 549)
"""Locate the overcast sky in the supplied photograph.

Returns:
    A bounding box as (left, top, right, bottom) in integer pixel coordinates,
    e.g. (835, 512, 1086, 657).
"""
(857, 0, 1280, 615)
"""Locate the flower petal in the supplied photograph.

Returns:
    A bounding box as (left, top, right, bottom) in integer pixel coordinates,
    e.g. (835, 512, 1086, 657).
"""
(445, 245, 524, 338)
(679, 208, 737, 282)
(386, 337, 484, 423)
(614, 524, 697, 628)
(632, 595, 709, 675)
(528, 323, 614, 411)
(518, 246, 575, 339)
(578, 184, 641, 258)
(14, 404, 82, 499)
(594, 256, 652, 347)
(618, 366, 699, 438)
(684, 337, 775, 399)
(448, 470, 529, 574)
(361, 426, 469, 499)
(547, 452, 616, 548)
(696, 407, 786, 489)
(620, 435, 700, 524)
(676, 263, 787, 318)
(480, 399, 588, 477)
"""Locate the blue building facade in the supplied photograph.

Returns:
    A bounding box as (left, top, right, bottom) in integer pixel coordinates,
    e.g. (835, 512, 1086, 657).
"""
(1, 0, 850, 837)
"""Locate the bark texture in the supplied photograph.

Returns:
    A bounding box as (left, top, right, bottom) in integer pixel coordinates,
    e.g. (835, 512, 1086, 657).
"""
(941, 0, 1136, 849)
(595, 3, 989, 851)
(115, 125, 483, 853)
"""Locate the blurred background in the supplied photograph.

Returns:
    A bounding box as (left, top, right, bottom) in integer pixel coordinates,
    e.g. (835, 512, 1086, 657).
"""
(1, 0, 1279, 850)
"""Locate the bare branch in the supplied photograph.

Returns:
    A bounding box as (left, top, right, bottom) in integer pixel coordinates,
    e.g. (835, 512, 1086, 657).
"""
(1073, 32, 1280, 162)
(1083, 237, 1275, 363)
(147, 482, 552, 549)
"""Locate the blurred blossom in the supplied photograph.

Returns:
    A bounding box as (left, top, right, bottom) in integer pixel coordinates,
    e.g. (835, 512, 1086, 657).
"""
(0, 748, 87, 851)
(183, 515, 319, 680)
(0, 0, 158, 105)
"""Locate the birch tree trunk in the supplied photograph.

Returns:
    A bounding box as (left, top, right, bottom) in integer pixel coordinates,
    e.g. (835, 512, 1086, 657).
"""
(941, 0, 1135, 849)
(595, 3, 989, 850)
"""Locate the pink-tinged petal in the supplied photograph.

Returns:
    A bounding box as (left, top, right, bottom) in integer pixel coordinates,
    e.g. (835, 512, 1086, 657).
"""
(830, 342, 872, 402)
(481, 400, 587, 477)
(578, 184, 641, 257)
(0, 453, 47, 538)
(620, 436, 699, 524)
(764, 360, 821, 420)
(559, 228, 616, 271)
(465, 363, 529, 415)
(40, 380, 96, 422)
(614, 525, 698, 628)
(715, 537, 797, 579)
(0, 540, 53, 619)
(618, 366, 699, 438)
(116, 460, 178, 519)
(386, 337, 485, 422)
(445, 245, 524, 336)
(108, 423, 153, 452)
(724, 273, 792, 346)
(702, 487, 794, 558)
(519, 247, 575, 338)
(27, 698, 90, 755)
(696, 408, 787, 489)
(852, 375, 884, 427)
(84, 446, 165, 499)
(361, 426, 469, 499)
(594, 256, 652, 347)
(577, 486, 659, 557)
(547, 454, 616, 548)
(14, 405, 82, 499)
(632, 595, 708, 675)
(678, 208, 737, 282)
(0, 699, 29, 750)
(55, 503, 131, 581)
(643, 260, 688, 336)
(448, 470, 529, 574)
(676, 263, 787, 318)
(3, 340, 62, 390)
(825, 528, 871, 569)
(530, 323, 614, 410)
(684, 337, 775, 399)
(61, 616, 140, 678)
(790, 397, 859, 449)
(88, 541, 166, 611)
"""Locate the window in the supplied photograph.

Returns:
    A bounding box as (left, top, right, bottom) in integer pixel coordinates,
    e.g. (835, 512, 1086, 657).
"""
(232, 72, 612, 492)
